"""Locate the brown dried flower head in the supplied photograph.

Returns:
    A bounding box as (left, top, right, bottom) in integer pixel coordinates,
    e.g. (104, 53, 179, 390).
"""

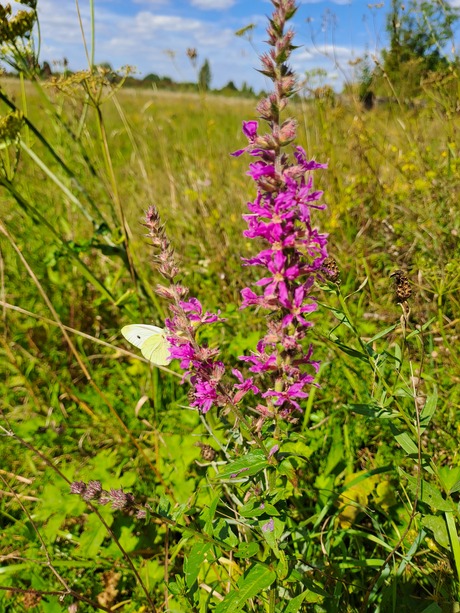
(321, 257, 341, 284)
(390, 270, 412, 303)
(196, 442, 217, 461)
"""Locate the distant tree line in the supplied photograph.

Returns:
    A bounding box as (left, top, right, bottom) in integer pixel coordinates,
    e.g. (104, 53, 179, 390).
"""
(1, 57, 258, 98)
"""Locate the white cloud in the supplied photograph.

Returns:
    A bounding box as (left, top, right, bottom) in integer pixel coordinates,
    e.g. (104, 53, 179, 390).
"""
(190, 0, 236, 9)
(133, 12, 203, 33)
(132, 0, 169, 4)
(295, 44, 364, 62)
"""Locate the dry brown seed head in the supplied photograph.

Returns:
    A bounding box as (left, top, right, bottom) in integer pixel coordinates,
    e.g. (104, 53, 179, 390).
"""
(322, 257, 341, 283)
(196, 442, 217, 461)
(390, 269, 412, 302)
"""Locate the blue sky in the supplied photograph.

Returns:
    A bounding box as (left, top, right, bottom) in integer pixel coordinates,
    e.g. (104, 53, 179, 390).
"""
(33, 0, 449, 91)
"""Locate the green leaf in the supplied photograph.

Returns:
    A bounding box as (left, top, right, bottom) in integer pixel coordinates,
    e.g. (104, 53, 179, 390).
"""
(234, 541, 260, 559)
(323, 426, 344, 477)
(393, 342, 402, 368)
(389, 424, 418, 455)
(347, 403, 395, 419)
(240, 500, 279, 518)
(276, 550, 289, 580)
(215, 564, 276, 613)
(280, 440, 312, 459)
(168, 581, 181, 596)
(277, 457, 298, 482)
(438, 466, 460, 493)
(283, 589, 324, 611)
(331, 340, 369, 362)
(201, 495, 220, 535)
(215, 518, 239, 547)
(419, 388, 438, 432)
(445, 512, 460, 579)
(185, 542, 213, 588)
(218, 450, 268, 480)
(420, 603, 442, 613)
(421, 515, 450, 549)
(366, 324, 398, 344)
(405, 317, 436, 340)
(78, 513, 110, 558)
(259, 517, 284, 556)
(400, 470, 455, 512)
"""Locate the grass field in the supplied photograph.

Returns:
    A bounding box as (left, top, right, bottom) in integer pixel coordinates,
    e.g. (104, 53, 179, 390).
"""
(1, 64, 460, 611)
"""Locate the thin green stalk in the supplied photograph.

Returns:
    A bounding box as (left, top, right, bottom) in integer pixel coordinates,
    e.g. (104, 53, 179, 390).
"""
(445, 512, 460, 584)
(18, 72, 30, 146)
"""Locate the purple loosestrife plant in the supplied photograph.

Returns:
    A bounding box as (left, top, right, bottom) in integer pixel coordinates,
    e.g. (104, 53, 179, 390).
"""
(137, 0, 328, 427)
(232, 0, 328, 420)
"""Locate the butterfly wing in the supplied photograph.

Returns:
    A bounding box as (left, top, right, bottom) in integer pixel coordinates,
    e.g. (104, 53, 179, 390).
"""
(121, 324, 171, 366)
(121, 324, 164, 349)
(140, 333, 171, 366)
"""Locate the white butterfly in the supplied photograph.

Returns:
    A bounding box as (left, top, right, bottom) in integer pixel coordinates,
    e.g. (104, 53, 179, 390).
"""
(121, 324, 171, 366)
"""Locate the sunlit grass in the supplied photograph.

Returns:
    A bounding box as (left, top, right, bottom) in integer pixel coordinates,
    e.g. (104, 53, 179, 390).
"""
(1, 68, 460, 610)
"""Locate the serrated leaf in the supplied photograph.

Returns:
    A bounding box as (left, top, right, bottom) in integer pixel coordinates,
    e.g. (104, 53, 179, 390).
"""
(218, 450, 268, 480)
(215, 564, 276, 613)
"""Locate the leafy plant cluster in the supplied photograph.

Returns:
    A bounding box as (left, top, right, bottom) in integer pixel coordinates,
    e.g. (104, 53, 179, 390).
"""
(360, 0, 460, 100)
(0, 1, 460, 612)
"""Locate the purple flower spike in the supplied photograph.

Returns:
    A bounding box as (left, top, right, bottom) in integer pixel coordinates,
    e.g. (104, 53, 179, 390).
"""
(232, 0, 329, 419)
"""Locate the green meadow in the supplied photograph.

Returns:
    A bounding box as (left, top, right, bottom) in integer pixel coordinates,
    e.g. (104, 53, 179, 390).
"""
(1, 67, 460, 611)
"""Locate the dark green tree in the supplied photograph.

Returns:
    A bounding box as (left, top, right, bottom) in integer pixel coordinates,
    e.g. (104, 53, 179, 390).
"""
(382, 0, 459, 95)
(198, 59, 211, 91)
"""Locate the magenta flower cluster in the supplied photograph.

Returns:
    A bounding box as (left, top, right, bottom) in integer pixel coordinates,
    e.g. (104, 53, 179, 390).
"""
(231, 121, 328, 417)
